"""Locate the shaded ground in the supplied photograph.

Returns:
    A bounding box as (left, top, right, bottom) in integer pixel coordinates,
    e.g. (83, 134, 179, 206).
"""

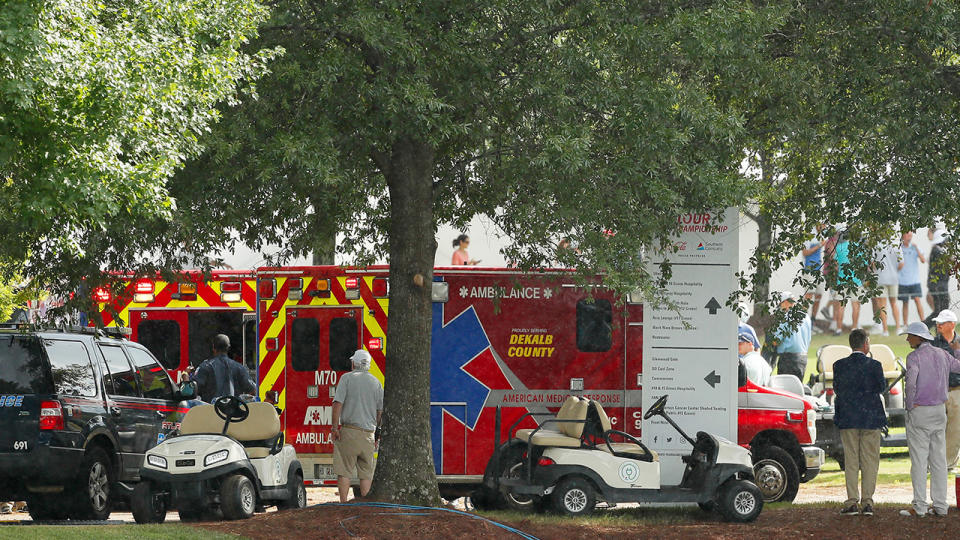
(194, 502, 960, 540)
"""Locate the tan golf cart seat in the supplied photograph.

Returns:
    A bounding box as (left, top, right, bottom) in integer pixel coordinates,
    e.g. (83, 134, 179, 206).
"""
(180, 402, 282, 459)
(589, 400, 658, 462)
(869, 344, 902, 381)
(817, 344, 852, 384)
(514, 396, 589, 448)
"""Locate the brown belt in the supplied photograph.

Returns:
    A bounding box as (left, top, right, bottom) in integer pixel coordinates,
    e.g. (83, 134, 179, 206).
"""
(342, 423, 375, 434)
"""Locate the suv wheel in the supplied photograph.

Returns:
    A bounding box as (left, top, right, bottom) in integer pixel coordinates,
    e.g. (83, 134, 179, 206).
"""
(220, 474, 256, 520)
(72, 447, 113, 520)
(27, 495, 70, 521)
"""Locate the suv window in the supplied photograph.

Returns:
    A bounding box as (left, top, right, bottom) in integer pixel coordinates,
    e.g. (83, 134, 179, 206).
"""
(0, 336, 52, 394)
(100, 344, 140, 397)
(137, 320, 180, 370)
(127, 346, 174, 400)
(576, 299, 612, 352)
(45, 340, 97, 397)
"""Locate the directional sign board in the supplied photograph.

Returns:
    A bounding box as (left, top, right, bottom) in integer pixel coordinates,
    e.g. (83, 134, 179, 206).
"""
(642, 207, 739, 485)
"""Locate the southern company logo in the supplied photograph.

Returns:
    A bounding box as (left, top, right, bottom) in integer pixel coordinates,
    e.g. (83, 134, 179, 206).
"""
(696, 243, 705, 250)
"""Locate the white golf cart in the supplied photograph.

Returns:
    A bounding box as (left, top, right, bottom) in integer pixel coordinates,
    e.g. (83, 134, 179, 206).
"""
(132, 395, 306, 523)
(486, 394, 763, 522)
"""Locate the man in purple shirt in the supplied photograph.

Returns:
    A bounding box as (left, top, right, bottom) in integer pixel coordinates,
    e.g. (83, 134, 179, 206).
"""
(898, 322, 960, 517)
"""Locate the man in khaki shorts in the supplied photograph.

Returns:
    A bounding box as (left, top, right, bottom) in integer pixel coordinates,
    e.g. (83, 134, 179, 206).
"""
(331, 349, 384, 502)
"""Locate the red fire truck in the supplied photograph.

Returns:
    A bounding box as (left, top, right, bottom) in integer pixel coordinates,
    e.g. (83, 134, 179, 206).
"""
(252, 265, 822, 503)
(93, 271, 258, 383)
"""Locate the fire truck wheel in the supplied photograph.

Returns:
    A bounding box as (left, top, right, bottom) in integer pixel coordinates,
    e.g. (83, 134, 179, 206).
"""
(752, 445, 800, 503)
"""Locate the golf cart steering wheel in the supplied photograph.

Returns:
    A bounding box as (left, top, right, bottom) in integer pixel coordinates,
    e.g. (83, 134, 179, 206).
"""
(643, 395, 668, 420)
(214, 395, 250, 422)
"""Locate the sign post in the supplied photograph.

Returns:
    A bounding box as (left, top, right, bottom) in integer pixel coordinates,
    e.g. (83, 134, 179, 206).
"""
(642, 207, 740, 485)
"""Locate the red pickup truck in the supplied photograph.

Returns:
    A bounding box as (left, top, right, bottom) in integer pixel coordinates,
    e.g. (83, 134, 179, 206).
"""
(739, 378, 824, 502)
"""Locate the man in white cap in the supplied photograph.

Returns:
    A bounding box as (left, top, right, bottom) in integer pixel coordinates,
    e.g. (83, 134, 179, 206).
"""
(768, 291, 812, 381)
(898, 322, 960, 517)
(331, 349, 384, 503)
(930, 309, 960, 469)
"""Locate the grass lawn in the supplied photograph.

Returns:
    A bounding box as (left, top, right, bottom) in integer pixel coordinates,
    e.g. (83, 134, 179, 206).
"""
(0, 524, 241, 540)
(808, 452, 913, 487)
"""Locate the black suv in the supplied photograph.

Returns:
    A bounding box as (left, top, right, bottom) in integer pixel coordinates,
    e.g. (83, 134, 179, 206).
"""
(0, 326, 187, 520)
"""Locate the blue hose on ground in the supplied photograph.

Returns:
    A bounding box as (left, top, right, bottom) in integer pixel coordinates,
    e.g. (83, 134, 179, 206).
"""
(318, 502, 540, 540)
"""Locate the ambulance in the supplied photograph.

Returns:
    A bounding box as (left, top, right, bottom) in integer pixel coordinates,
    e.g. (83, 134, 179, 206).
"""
(93, 271, 258, 383)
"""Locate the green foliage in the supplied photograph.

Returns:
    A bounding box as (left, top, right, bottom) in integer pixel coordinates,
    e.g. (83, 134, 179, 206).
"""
(0, 0, 274, 302)
(174, 1, 784, 289)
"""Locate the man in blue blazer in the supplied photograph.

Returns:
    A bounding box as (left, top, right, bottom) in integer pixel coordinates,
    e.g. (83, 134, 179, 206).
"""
(833, 329, 887, 516)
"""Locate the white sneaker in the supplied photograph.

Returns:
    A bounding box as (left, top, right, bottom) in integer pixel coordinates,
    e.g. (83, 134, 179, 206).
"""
(882, 330, 890, 337)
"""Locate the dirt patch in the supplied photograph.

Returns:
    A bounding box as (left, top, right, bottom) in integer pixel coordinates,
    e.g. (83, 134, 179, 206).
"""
(193, 503, 960, 540)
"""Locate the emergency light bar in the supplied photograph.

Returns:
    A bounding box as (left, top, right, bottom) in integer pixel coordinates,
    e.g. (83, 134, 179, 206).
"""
(221, 281, 242, 303)
(134, 279, 155, 303)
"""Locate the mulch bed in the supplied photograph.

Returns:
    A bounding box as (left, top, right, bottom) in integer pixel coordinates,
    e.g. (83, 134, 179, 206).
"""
(193, 504, 960, 539)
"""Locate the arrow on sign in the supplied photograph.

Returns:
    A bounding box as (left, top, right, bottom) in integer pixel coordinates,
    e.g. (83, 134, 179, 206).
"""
(704, 370, 721, 388)
(704, 297, 722, 315)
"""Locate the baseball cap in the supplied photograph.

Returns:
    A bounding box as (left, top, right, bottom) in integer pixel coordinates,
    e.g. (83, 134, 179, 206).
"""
(350, 349, 372, 371)
(899, 321, 934, 341)
(738, 331, 753, 343)
(932, 309, 958, 324)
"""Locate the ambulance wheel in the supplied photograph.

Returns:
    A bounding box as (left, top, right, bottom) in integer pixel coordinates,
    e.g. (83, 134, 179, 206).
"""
(278, 472, 307, 510)
(552, 476, 596, 517)
(717, 479, 763, 523)
(752, 445, 799, 502)
(220, 474, 256, 520)
(131, 481, 167, 524)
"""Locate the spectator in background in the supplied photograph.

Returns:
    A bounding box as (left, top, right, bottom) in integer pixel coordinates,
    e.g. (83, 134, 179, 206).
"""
(739, 330, 771, 386)
(738, 302, 761, 352)
(898, 231, 926, 325)
(872, 242, 903, 336)
(833, 329, 886, 516)
(831, 232, 862, 336)
(929, 309, 960, 470)
(770, 291, 812, 381)
(451, 234, 479, 266)
(802, 224, 830, 326)
(925, 230, 950, 326)
(899, 322, 960, 517)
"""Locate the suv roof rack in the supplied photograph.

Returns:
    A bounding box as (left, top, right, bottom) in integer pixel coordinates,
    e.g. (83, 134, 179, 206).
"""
(0, 323, 131, 339)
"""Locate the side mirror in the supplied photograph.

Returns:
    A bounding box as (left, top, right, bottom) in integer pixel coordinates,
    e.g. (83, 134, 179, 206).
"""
(176, 380, 198, 401)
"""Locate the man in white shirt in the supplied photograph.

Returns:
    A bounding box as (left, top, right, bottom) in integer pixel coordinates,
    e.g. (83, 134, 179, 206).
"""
(739, 330, 771, 386)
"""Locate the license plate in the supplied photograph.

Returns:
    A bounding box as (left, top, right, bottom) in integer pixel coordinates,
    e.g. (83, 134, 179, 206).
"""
(316, 464, 334, 479)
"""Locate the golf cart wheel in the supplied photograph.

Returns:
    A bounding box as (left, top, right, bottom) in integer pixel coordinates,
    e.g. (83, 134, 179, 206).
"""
(551, 476, 596, 517)
(503, 459, 542, 512)
(278, 472, 307, 510)
(717, 479, 763, 523)
(752, 445, 799, 503)
(220, 474, 257, 520)
(71, 447, 114, 520)
(131, 481, 167, 524)
(697, 500, 715, 512)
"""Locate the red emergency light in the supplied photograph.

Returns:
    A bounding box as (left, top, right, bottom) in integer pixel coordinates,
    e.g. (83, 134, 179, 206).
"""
(92, 287, 112, 303)
(258, 279, 276, 300)
(345, 277, 359, 289)
(133, 279, 155, 303)
(221, 281, 242, 303)
(367, 337, 383, 351)
(372, 278, 388, 298)
(345, 277, 360, 300)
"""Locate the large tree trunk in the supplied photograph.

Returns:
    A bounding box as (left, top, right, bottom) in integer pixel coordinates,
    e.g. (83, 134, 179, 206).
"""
(369, 137, 441, 505)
